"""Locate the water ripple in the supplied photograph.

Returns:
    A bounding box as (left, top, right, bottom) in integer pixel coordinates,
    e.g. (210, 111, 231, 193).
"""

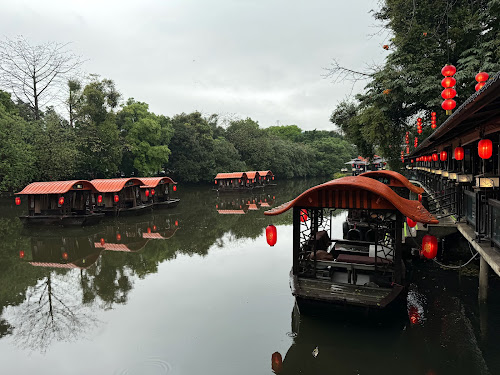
(115, 357, 172, 375)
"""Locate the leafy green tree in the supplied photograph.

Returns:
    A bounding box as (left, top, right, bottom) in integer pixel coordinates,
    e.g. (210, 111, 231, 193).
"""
(213, 137, 246, 173)
(117, 99, 173, 176)
(266, 125, 304, 142)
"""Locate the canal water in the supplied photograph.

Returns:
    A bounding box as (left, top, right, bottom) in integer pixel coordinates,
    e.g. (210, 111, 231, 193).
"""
(1, 179, 500, 375)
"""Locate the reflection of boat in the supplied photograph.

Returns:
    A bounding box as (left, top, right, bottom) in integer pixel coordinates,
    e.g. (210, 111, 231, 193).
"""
(216, 193, 276, 214)
(91, 178, 153, 217)
(264, 176, 438, 311)
(15, 180, 104, 227)
(137, 177, 180, 209)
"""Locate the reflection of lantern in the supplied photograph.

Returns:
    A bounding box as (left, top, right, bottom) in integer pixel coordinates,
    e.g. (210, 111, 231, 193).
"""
(153, 225, 157, 231)
(440, 151, 447, 161)
(409, 305, 420, 325)
(175, 220, 179, 226)
(266, 225, 277, 246)
(116, 233, 121, 241)
(19, 250, 25, 259)
(272, 176, 275, 180)
(58, 197, 65, 205)
(478, 139, 493, 159)
(97, 195, 103, 203)
(454, 146, 464, 161)
(300, 209, 308, 222)
(100, 238, 105, 246)
(15, 197, 21, 205)
(421, 234, 438, 259)
(407, 217, 417, 228)
(271, 352, 283, 374)
(147, 227, 151, 233)
(114, 194, 119, 203)
(62, 252, 68, 260)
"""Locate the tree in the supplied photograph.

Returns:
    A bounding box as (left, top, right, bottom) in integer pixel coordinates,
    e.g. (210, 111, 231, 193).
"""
(213, 137, 246, 173)
(0, 36, 82, 120)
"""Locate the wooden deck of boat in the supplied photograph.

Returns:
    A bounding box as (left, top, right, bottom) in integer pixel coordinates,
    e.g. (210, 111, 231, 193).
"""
(293, 276, 401, 308)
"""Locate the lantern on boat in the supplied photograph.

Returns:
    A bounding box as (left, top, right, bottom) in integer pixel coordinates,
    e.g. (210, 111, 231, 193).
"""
(19, 250, 25, 259)
(421, 234, 438, 259)
(114, 194, 119, 203)
(406, 217, 417, 228)
(215, 180, 218, 185)
(440, 151, 447, 161)
(454, 146, 464, 161)
(175, 220, 178, 226)
(58, 196, 65, 206)
(145, 189, 150, 197)
(475, 72, 489, 91)
(432, 153, 438, 162)
(266, 225, 277, 247)
(173, 184, 177, 192)
(418, 194, 422, 203)
(97, 195, 103, 204)
(271, 352, 283, 374)
(15, 197, 21, 206)
(151, 189, 155, 196)
(300, 209, 308, 222)
(478, 139, 493, 159)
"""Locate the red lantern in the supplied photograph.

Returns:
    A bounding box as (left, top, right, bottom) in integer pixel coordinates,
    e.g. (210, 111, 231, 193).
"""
(441, 88, 457, 99)
(271, 352, 283, 374)
(151, 189, 155, 196)
(432, 153, 438, 161)
(215, 180, 218, 184)
(175, 220, 179, 226)
(421, 234, 438, 259)
(418, 194, 422, 202)
(431, 123, 437, 129)
(411, 159, 414, 163)
(441, 99, 456, 111)
(417, 118, 422, 123)
(454, 146, 464, 161)
(441, 76, 456, 88)
(300, 209, 308, 222)
(116, 233, 121, 241)
(418, 128, 422, 134)
(153, 225, 157, 231)
(475, 72, 489, 82)
(431, 112, 436, 117)
(441, 64, 456, 77)
(478, 139, 493, 159)
(58, 197, 65, 206)
(62, 252, 68, 260)
(15, 197, 21, 205)
(97, 195, 103, 204)
(100, 238, 105, 246)
(114, 194, 119, 203)
(272, 176, 275, 180)
(19, 250, 25, 259)
(440, 151, 447, 161)
(147, 227, 151, 233)
(173, 185, 177, 192)
(475, 82, 486, 91)
(145, 189, 150, 197)
(266, 225, 277, 246)
(409, 305, 420, 325)
(407, 217, 417, 228)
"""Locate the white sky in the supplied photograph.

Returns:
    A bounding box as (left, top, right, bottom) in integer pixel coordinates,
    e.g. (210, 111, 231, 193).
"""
(0, 0, 388, 130)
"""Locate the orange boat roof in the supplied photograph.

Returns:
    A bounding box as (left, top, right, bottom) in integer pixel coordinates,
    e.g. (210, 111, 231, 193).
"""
(258, 170, 273, 177)
(215, 172, 248, 180)
(246, 171, 258, 179)
(359, 170, 425, 194)
(138, 177, 176, 188)
(217, 209, 246, 214)
(90, 178, 144, 193)
(264, 176, 438, 224)
(16, 180, 95, 195)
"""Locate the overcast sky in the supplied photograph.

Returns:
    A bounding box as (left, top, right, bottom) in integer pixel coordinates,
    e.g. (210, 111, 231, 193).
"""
(1, 0, 388, 130)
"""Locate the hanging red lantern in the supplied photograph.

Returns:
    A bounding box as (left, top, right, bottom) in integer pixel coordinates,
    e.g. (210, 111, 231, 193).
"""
(151, 189, 155, 196)
(300, 209, 308, 222)
(215, 180, 218, 184)
(383, 44, 389, 50)
(411, 159, 414, 163)
(406, 146, 410, 154)
(440, 151, 447, 161)
(62, 252, 69, 260)
(478, 139, 493, 159)
(116, 233, 122, 241)
(431, 123, 437, 129)
(441, 76, 456, 89)
(19, 250, 25, 259)
(475, 72, 489, 83)
(441, 88, 457, 99)
(431, 112, 436, 117)
(145, 189, 150, 197)
(441, 99, 456, 111)
(114, 194, 119, 203)
(173, 185, 177, 192)
(15, 197, 21, 206)
(421, 234, 438, 259)
(97, 195, 103, 204)
(266, 224, 277, 246)
(58, 197, 65, 206)
(441, 64, 456, 77)
(418, 128, 422, 134)
(454, 146, 464, 161)
(418, 194, 422, 202)
(406, 217, 417, 228)
(475, 82, 486, 91)
(432, 153, 438, 161)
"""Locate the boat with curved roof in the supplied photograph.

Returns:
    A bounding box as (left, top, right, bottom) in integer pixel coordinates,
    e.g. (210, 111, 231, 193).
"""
(137, 177, 180, 209)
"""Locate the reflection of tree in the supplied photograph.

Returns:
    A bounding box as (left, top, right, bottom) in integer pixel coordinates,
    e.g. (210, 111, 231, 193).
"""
(6, 271, 99, 353)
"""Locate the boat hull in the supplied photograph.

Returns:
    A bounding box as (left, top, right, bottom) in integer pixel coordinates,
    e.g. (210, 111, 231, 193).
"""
(19, 213, 105, 227)
(153, 199, 180, 209)
(98, 204, 153, 217)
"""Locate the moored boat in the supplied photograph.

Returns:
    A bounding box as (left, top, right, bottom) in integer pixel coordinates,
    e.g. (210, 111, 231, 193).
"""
(15, 180, 104, 227)
(137, 177, 180, 209)
(264, 176, 438, 311)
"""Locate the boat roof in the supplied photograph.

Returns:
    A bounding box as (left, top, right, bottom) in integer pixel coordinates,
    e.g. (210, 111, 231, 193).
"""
(257, 170, 273, 177)
(137, 177, 176, 188)
(215, 172, 248, 180)
(16, 180, 95, 195)
(246, 171, 258, 179)
(217, 209, 246, 214)
(359, 170, 424, 194)
(264, 176, 438, 224)
(90, 178, 144, 193)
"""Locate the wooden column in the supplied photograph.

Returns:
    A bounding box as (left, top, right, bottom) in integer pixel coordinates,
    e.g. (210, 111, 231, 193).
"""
(479, 255, 489, 302)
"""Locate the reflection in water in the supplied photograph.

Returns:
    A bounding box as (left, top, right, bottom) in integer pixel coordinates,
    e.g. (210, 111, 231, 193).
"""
(216, 193, 276, 215)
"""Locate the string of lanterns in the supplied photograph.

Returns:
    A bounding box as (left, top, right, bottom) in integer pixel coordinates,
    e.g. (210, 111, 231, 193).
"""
(441, 64, 457, 115)
(475, 72, 489, 91)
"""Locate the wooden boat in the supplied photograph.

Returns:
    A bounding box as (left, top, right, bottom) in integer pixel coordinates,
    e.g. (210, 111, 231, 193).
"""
(359, 170, 424, 199)
(15, 180, 104, 227)
(137, 177, 180, 209)
(214, 172, 251, 192)
(91, 178, 153, 217)
(264, 176, 438, 311)
(257, 170, 276, 187)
